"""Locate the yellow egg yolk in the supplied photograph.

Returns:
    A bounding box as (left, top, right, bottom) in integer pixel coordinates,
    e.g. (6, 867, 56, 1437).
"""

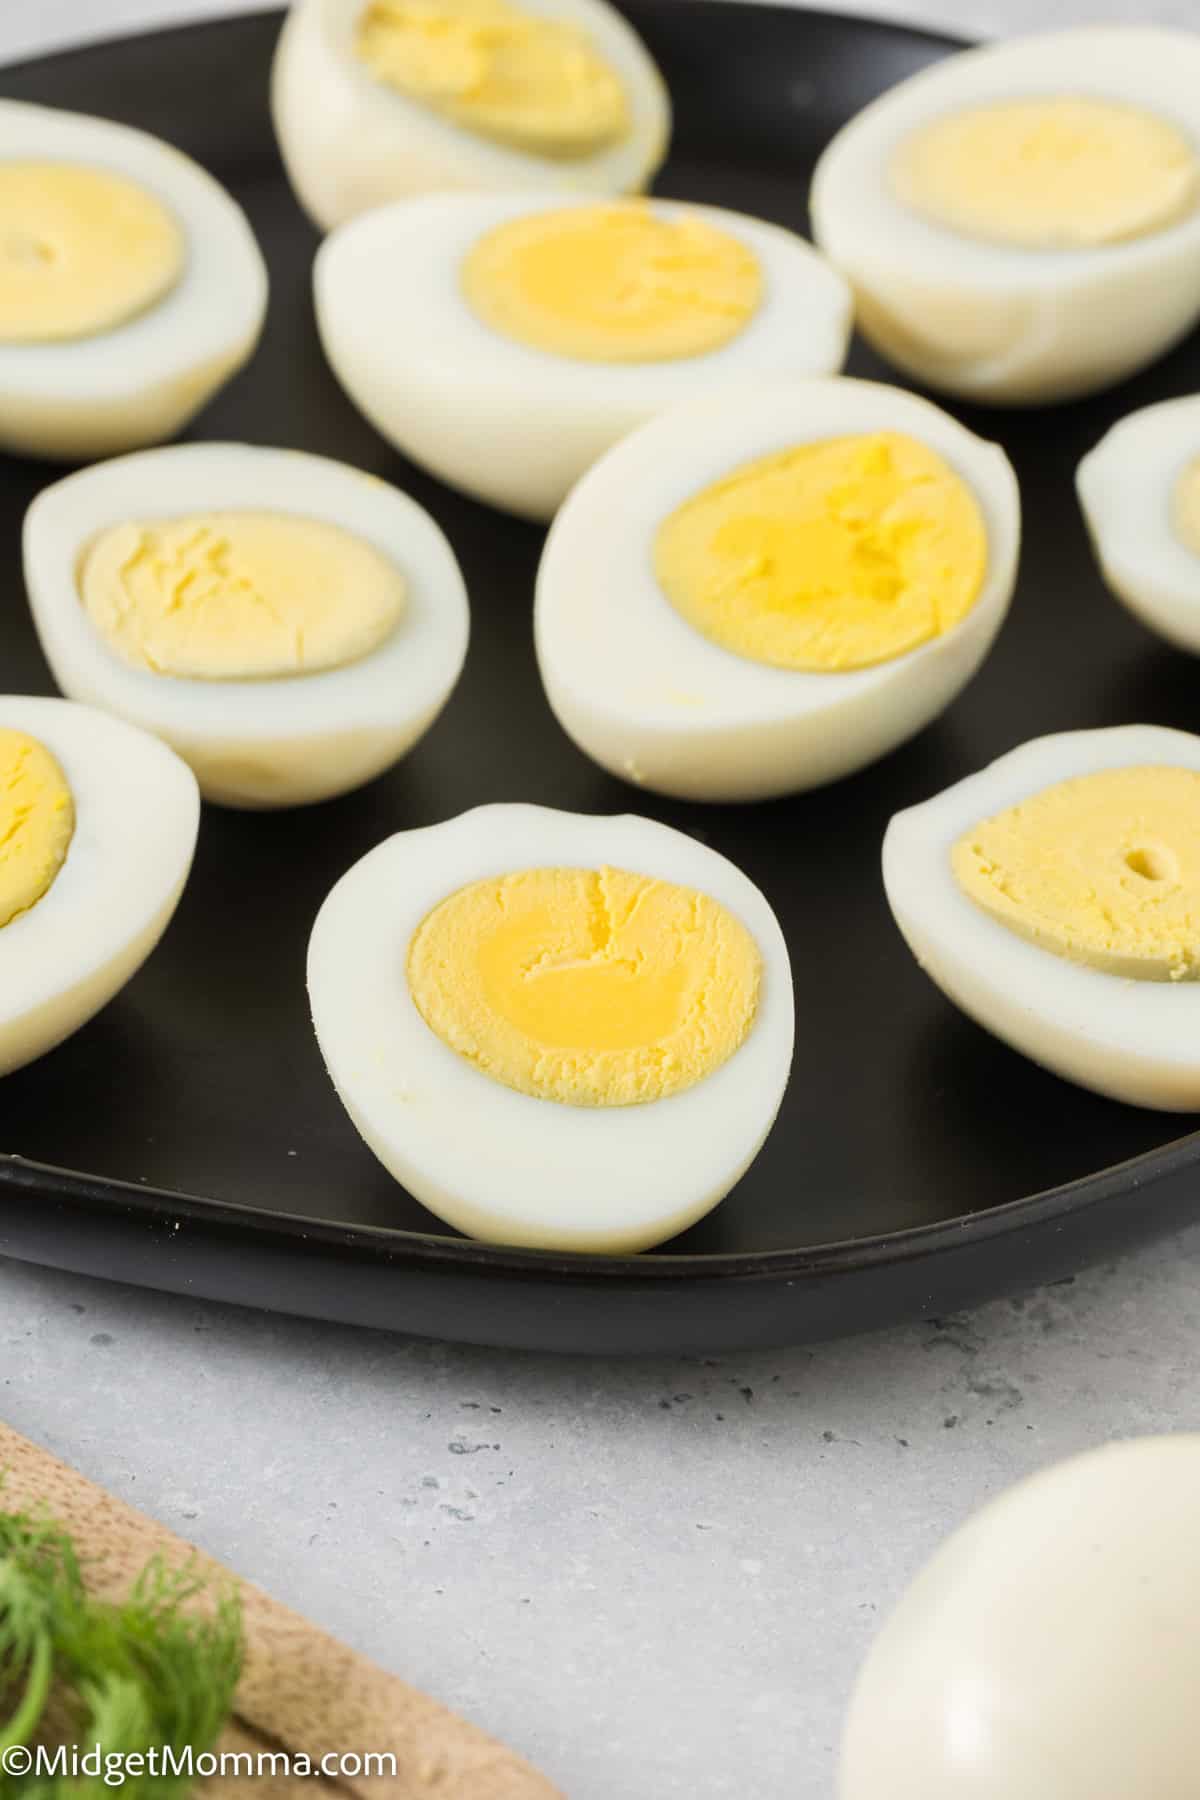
(462, 203, 763, 362)
(0, 161, 184, 344)
(653, 431, 987, 673)
(890, 97, 1200, 250)
(1173, 457, 1200, 558)
(354, 0, 629, 158)
(0, 730, 75, 931)
(953, 765, 1200, 981)
(78, 512, 407, 681)
(407, 865, 762, 1105)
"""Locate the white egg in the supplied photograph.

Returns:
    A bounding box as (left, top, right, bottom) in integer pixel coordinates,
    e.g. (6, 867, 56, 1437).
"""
(23, 442, 469, 810)
(0, 695, 198, 1077)
(1077, 394, 1200, 653)
(271, 0, 669, 231)
(307, 804, 794, 1252)
(841, 1436, 1200, 1800)
(535, 377, 1019, 802)
(314, 193, 853, 520)
(0, 101, 267, 461)
(811, 28, 1200, 404)
(883, 724, 1200, 1110)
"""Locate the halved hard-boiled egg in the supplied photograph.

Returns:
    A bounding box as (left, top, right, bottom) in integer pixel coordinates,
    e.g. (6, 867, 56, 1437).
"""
(884, 725, 1200, 1109)
(1077, 394, 1200, 653)
(536, 377, 1019, 801)
(23, 443, 469, 809)
(811, 27, 1200, 404)
(308, 805, 793, 1252)
(314, 194, 853, 519)
(0, 101, 267, 461)
(271, 0, 670, 231)
(0, 695, 198, 1076)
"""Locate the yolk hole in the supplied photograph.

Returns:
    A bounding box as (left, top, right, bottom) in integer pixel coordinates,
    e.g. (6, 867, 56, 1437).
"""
(1125, 846, 1177, 883)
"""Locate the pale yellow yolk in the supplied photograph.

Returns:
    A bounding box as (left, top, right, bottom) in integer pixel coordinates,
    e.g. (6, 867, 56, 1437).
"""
(653, 431, 987, 673)
(0, 730, 75, 931)
(78, 512, 407, 681)
(462, 203, 762, 362)
(0, 161, 184, 344)
(953, 765, 1200, 981)
(354, 0, 629, 158)
(407, 865, 761, 1105)
(1173, 457, 1200, 559)
(890, 97, 1200, 250)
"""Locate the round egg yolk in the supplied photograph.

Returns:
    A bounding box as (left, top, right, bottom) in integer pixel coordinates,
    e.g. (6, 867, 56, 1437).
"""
(462, 204, 763, 362)
(653, 430, 987, 673)
(953, 765, 1200, 981)
(1173, 457, 1200, 558)
(407, 865, 761, 1106)
(0, 729, 75, 931)
(78, 512, 407, 681)
(0, 161, 184, 344)
(890, 97, 1200, 250)
(354, 0, 629, 158)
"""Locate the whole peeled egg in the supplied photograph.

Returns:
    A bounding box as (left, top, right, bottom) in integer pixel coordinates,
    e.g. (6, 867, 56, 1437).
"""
(0, 101, 266, 460)
(271, 0, 670, 230)
(841, 1436, 1200, 1799)
(811, 27, 1200, 404)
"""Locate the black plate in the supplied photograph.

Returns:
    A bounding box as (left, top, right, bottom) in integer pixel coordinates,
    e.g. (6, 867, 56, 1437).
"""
(2, 4, 1199, 1355)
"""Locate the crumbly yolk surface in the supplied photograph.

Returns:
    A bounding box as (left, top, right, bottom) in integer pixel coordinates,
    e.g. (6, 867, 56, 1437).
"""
(1173, 457, 1200, 559)
(953, 765, 1200, 981)
(0, 730, 75, 931)
(354, 0, 629, 158)
(407, 865, 762, 1105)
(890, 97, 1200, 250)
(654, 431, 987, 673)
(78, 512, 407, 681)
(463, 203, 762, 362)
(0, 161, 184, 344)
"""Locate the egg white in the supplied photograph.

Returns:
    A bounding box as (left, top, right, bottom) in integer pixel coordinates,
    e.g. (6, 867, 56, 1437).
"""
(314, 192, 853, 521)
(811, 27, 1200, 404)
(307, 804, 794, 1253)
(23, 443, 470, 810)
(0, 695, 199, 1077)
(0, 101, 267, 462)
(535, 377, 1019, 802)
(883, 724, 1200, 1110)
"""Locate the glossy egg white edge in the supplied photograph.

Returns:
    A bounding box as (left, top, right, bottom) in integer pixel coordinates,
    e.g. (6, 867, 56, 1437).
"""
(271, 0, 671, 231)
(534, 377, 1020, 802)
(1077, 394, 1200, 653)
(810, 28, 1200, 404)
(22, 443, 470, 810)
(307, 804, 795, 1253)
(0, 695, 199, 1076)
(314, 193, 854, 521)
(882, 724, 1200, 1110)
(0, 101, 268, 461)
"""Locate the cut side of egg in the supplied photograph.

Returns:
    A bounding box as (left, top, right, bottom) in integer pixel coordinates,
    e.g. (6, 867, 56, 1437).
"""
(0, 695, 198, 1077)
(315, 194, 853, 521)
(0, 101, 267, 461)
(811, 27, 1200, 404)
(308, 805, 794, 1252)
(535, 377, 1019, 802)
(1077, 394, 1200, 653)
(271, 0, 670, 230)
(883, 724, 1200, 1110)
(23, 443, 469, 809)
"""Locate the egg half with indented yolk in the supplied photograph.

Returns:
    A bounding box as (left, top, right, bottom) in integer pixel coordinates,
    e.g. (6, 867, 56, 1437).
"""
(884, 724, 1200, 1110)
(22, 443, 469, 810)
(314, 193, 853, 520)
(811, 27, 1200, 404)
(0, 100, 267, 461)
(0, 694, 198, 1077)
(535, 377, 1019, 802)
(271, 0, 670, 230)
(307, 804, 793, 1252)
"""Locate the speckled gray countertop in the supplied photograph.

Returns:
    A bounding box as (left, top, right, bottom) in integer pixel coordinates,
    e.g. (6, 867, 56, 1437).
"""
(4, 4, 1200, 1798)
